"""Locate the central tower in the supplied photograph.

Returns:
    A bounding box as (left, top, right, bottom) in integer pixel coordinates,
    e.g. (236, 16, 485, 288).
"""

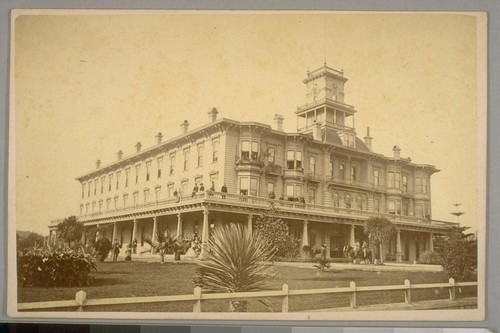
(296, 63, 357, 148)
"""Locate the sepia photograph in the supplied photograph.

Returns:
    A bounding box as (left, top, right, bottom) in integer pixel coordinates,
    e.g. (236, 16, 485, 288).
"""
(8, 10, 486, 321)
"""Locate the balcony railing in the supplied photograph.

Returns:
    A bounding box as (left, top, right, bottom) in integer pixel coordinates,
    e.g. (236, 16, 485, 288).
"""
(263, 164, 282, 176)
(70, 191, 458, 230)
(306, 173, 322, 182)
(325, 175, 386, 191)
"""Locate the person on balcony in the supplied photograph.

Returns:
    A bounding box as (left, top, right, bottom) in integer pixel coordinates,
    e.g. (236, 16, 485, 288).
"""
(199, 183, 205, 192)
(192, 184, 199, 198)
(221, 184, 227, 199)
(269, 191, 276, 199)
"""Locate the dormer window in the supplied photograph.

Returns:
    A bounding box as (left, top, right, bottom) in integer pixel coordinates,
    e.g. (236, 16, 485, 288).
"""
(343, 133, 355, 148)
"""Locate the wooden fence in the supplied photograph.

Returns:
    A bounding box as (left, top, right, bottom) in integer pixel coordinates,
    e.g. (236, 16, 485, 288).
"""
(18, 278, 477, 312)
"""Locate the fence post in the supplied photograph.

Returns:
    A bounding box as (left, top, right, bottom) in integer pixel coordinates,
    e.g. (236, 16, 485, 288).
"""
(282, 284, 289, 313)
(404, 279, 411, 303)
(193, 286, 202, 312)
(350, 281, 356, 308)
(449, 278, 456, 300)
(75, 290, 86, 312)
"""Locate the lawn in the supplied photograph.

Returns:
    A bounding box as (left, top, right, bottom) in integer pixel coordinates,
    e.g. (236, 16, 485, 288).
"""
(18, 261, 477, 312)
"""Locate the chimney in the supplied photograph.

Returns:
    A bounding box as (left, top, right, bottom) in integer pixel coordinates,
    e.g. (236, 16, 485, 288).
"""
(364, 127, 373, 151)
(155, 132, 163, 145)
(96, 159, 101, 169)
(273, 114, 284, 131)
(393, 145, 401, 159)
(117, 150, 123, 160)
(313, 121, 323, 141)
(181, 120, 189, 134)
(208, 107, 219, 122)
(135, 142, 142, 153)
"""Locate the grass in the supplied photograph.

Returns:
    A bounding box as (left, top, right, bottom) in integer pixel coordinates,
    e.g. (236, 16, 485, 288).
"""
(18, 261, 477, 312)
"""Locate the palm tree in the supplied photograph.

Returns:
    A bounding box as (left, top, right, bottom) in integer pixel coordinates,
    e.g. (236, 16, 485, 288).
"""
(57, 216, 84, 248)
(363, 216, 396, 263)
(193, 223, 276, 312)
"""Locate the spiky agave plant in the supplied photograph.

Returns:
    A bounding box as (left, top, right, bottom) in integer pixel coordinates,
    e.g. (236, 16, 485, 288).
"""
(363, 216, 396, 263)
(193, 223, 276, 312)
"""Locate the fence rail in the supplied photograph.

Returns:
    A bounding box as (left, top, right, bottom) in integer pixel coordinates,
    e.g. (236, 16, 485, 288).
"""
(18, 278, 476, 312)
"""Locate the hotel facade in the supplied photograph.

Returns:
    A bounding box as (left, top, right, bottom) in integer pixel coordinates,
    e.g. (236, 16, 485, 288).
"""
(49, 65, 457, 262)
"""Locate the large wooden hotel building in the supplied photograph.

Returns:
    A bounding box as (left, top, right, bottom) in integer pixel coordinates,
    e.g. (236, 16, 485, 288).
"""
(49, 64, 457, 262)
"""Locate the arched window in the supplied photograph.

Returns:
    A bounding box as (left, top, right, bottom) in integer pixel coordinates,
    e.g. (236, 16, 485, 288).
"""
(333, 192, 339, 208)
(356, 196, 362, 210)
(345, 194, 351, 209)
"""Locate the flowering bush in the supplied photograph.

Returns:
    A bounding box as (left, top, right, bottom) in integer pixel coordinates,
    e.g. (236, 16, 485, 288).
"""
(17, 249, 97, 287)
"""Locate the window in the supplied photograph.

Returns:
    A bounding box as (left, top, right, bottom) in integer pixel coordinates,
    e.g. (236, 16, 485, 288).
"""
(133, 191, 138, 206)
(183, 148, 190, 171)
(116, 171, 120, 190)
(339, 163, 345, 179)
(197, 143, 204, 167)
(403, 202, 408, 216)
(286, 185, 294, 197)
(351, 166, 357, 182)
(94, 179, 98, 196)
(309, 156, 316, 175)
(239, 177, 259, 196)
(388, 172, 395, 188)
(388, 200, 395, 214)
(374, 169, 380, 186)
(82, 183, 85, 199)
(212, 138, 219, 163)
(92, 202, 96, 213)
(108, 174, 113, 191)
(328, 159, 334, 177)
(167, 183, 174, 198)
(343, 133, 355, 148)
(251, 141, 259, 161)
(374, 198, 380, 212)
(98, 200, 102, 213)
(308, 188, 316, 205)
(155, 186, 161, 202)
(394, 172, 400, 188)
(416, 204, 423, 218)
(80, 204, 84, 215)
(125, 168, 130, 187)
(123, 193, 128, 207)
(267, 182, 275, 195)
(402, 175, 408, 192)
(356, 196, 362, 210)
(114, 196, 118, 210)
(169, 153, 175, 175)
(144, 189, 150, 203)
(416, 177, 427, 193)
(241, 141, 250, 160)
(88, 183, 91, 197)
(100, 176, 105, 193)
(286, 150, 303, 170)
(146, 161, 151, 181)
(345, 195, 351, 209)
(210, 173, 218, 187)
(181, 180, 188, 195)
(135, 165, 140, 184)
(85, 203, 89, 214)
(240, 177, 249, 195)
(250, 178, 259, 196)
(106, 198, 111, 211)
(267, 147, 275, 164)
(333, 192, 339, 207)
(157, 157, 163, 178)
(285, 184, 302, 198)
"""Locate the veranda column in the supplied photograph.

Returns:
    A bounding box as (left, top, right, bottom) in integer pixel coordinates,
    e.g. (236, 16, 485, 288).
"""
(300, 220, 309, 258)
(177, 213, 183, 238)
(350, 224, 355, 247)
(247, 214, 253, 233)
(396, 228, 402, 262)
(429, 232, 434, 252)
(152, 216, 158, 243)
(200, 207, 210, 258)
(112, 222, 117, 242)
(131, 218, 137, 243)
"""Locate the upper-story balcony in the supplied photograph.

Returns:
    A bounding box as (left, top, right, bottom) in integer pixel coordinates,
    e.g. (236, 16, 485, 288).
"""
(325, 175, 386, 192)
(262, 164, 282, 176)
(305, 172, 323, 183)
(235, 156, 264, 172)
(296, 97, 355, 114)
(58, 191, 458, 233)
(283, 167, 304, 180)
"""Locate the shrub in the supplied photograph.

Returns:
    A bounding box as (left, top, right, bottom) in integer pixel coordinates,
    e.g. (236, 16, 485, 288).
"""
(17, 249, 97, 287)
(93, 237, 112, 262)
(417, 251, 443, 265)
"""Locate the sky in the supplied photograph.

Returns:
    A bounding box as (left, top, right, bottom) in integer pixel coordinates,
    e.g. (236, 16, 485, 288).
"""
(11, 11, 485, 235)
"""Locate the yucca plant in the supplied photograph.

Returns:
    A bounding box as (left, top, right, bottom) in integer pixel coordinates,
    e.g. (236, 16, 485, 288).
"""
(193, 223, 276, 312)
(363, 216, 396, 263)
